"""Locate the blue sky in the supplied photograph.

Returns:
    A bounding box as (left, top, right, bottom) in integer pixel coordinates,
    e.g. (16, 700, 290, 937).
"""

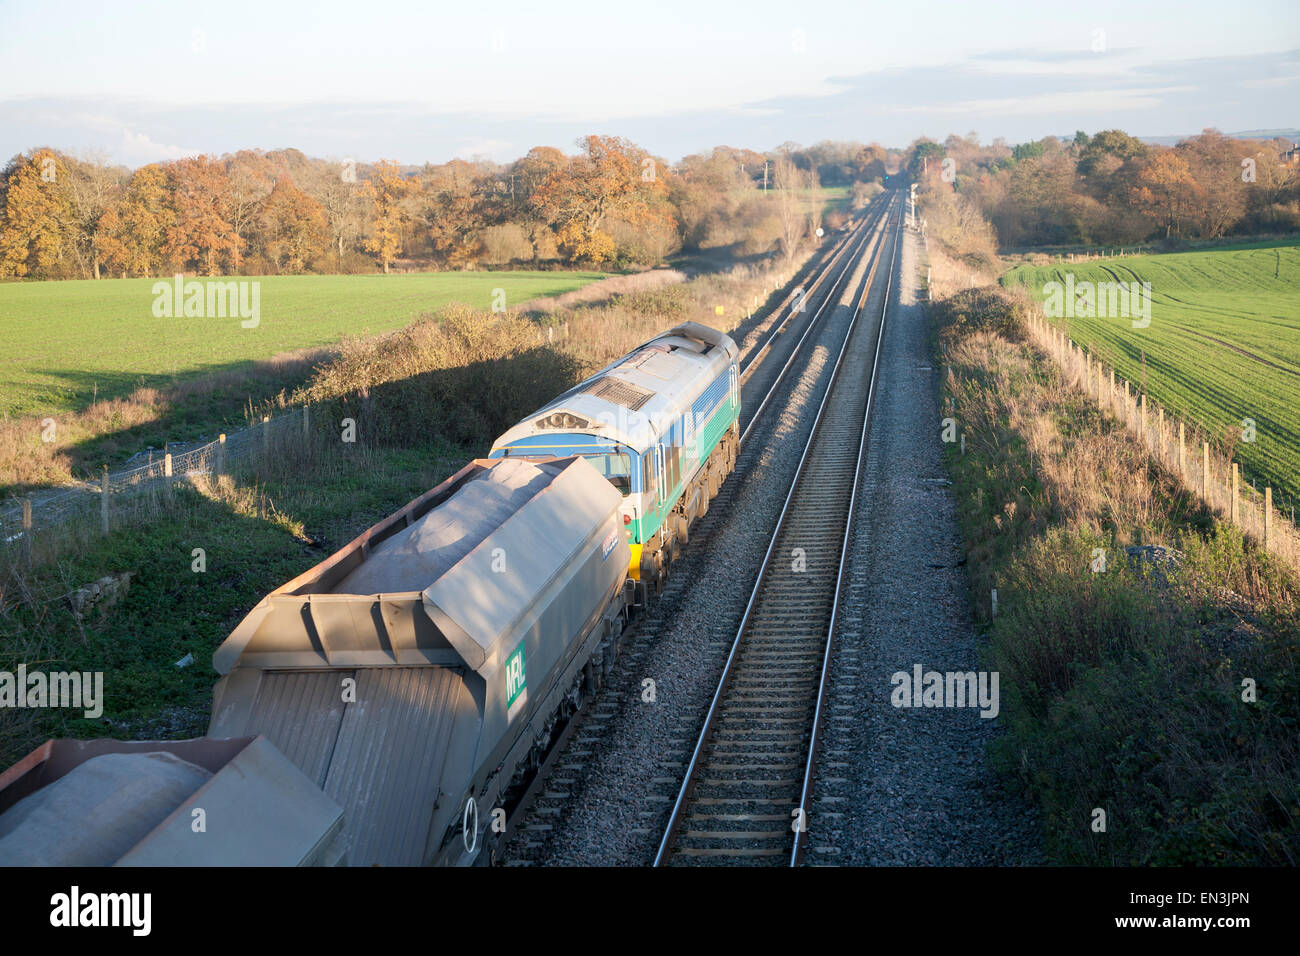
(1, 0, 1296, 166)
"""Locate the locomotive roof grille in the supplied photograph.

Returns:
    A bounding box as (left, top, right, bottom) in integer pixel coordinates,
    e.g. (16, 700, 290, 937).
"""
(578, 376, 655, 411)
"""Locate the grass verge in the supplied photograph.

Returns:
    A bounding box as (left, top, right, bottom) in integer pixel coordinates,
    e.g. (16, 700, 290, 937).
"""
(932, 286, 1300, 865)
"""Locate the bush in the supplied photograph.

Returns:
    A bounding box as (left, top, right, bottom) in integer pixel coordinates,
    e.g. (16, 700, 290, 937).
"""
(296, 305, 582, 448)
(932, 287, 1029, 341)
(480, 224, 534, 265)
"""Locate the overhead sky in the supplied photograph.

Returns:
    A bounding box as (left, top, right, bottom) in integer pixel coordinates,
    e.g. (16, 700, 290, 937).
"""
(1, 0, 1296, 166)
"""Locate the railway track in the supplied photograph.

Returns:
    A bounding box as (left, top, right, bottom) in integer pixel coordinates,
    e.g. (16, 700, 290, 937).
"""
(495, 193, 899, 865)
(654, 197, 900, 866)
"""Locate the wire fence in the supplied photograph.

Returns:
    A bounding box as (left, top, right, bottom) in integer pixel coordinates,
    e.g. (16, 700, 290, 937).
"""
(1029, 312, 1300, 571)
(2, 406, 313, 557)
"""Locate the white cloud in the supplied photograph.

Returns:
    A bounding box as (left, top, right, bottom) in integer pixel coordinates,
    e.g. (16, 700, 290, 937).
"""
(891, 86, 1198, 117)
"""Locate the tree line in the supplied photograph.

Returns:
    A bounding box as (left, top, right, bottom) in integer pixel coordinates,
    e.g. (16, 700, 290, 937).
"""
(0, 137, 892, 280)
(907, 128, 1300, 254)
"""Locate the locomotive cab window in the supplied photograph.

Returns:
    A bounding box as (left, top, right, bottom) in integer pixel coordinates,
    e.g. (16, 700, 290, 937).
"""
(583, 452, 632, 494)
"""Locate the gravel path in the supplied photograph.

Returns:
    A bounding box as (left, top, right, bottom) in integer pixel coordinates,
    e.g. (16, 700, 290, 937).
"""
(803, 224, 1043, 865)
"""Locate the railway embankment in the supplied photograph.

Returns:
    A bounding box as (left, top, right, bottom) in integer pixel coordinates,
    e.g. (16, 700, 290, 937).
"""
(929, 269, 1300, 865)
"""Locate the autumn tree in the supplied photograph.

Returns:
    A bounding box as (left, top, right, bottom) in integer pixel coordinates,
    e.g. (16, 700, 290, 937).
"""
(506, 146, 568, 260)
(164, 155, 243, 275)
(1131, 150, 1203, 238)
(257, 178, 328, 272)
(532, 135, 670, 263)
(95, 164, 174, 277)
(420, 159, 489, 267)
(1179, 130, 1249, 238)
(854, 144, 888, 183)
(363, 160, 412, 273)
(0, 149, 72, 277)
(56, 153, 126, 279)
(302, 159, 368, 263)
(222, 150, 275, 260)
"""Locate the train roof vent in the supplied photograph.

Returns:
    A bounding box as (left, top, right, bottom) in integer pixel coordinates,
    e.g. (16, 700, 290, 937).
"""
(580, 376, 655, 411)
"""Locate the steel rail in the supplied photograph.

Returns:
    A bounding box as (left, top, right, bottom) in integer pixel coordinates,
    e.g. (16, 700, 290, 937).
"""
(789, 201, 901, 867)
(738, 197, 882, 382)
(653, 192, 900, 866)
(737, 202, 890, 446)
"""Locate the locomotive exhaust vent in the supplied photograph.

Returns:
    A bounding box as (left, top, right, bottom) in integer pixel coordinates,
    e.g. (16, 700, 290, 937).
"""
(579, 377, 655, 411)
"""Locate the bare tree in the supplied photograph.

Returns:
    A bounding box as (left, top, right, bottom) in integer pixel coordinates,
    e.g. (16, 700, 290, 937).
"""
(774, 153, 813, 261)
(62, 151, 126, 279)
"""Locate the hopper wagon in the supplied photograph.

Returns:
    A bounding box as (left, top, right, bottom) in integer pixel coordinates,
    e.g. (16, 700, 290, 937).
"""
(206, 454, 630, 865)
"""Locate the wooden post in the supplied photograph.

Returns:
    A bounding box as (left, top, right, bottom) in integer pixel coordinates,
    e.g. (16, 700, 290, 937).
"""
(262, 415, 270, 459)
(1265, 488, 1273, 549)
(1178, 422, 1185, 477)
(991, 588, 998, 619)
(303, 404, 310, 442)
(1231, 463, 1239, 524)
(101, 465, 110, 535)
(1108, 368, 1114, 409)
(217, 434, 226, 475)
(1140, 394, 1146, 438)
(1202, 442, 1209, 499)
(21, 497, 32, 566)
(164, 452, 173, 478)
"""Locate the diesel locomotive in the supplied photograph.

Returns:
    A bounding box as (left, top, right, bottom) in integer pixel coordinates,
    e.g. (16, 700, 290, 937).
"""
(491, 321, 741, 593)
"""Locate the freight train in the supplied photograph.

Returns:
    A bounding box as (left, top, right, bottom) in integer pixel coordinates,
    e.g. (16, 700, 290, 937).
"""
(0, 322, 741, 866)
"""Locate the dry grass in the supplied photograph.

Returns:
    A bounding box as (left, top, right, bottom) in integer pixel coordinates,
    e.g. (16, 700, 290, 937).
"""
(932, 284, 1300, 865)
(0, 347, 330, 494)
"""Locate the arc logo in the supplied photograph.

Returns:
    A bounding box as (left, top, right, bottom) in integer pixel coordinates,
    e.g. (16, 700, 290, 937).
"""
(505, 643, 527, 722)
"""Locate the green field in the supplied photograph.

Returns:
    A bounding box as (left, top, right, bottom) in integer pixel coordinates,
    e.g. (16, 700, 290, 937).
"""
(0, 270, 605, 418)
(1003, 240, 1300, 504)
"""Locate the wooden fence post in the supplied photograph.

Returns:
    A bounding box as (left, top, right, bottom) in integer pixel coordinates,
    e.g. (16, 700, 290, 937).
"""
(1140, 394, 1147, 438)
(21, 497, 32, 566)
(1231, 463, 1239, 524)
(303, 404, 310, 443)
(1202, 441, 1209, 499)
(101, 465, 110, 535)
(1178, 422, 1185, 477)
(217, 434, 226, 475)
(262, 415, 270, 460)
(164, 452, 173, 479)
(1265, 488, 1273, 549)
